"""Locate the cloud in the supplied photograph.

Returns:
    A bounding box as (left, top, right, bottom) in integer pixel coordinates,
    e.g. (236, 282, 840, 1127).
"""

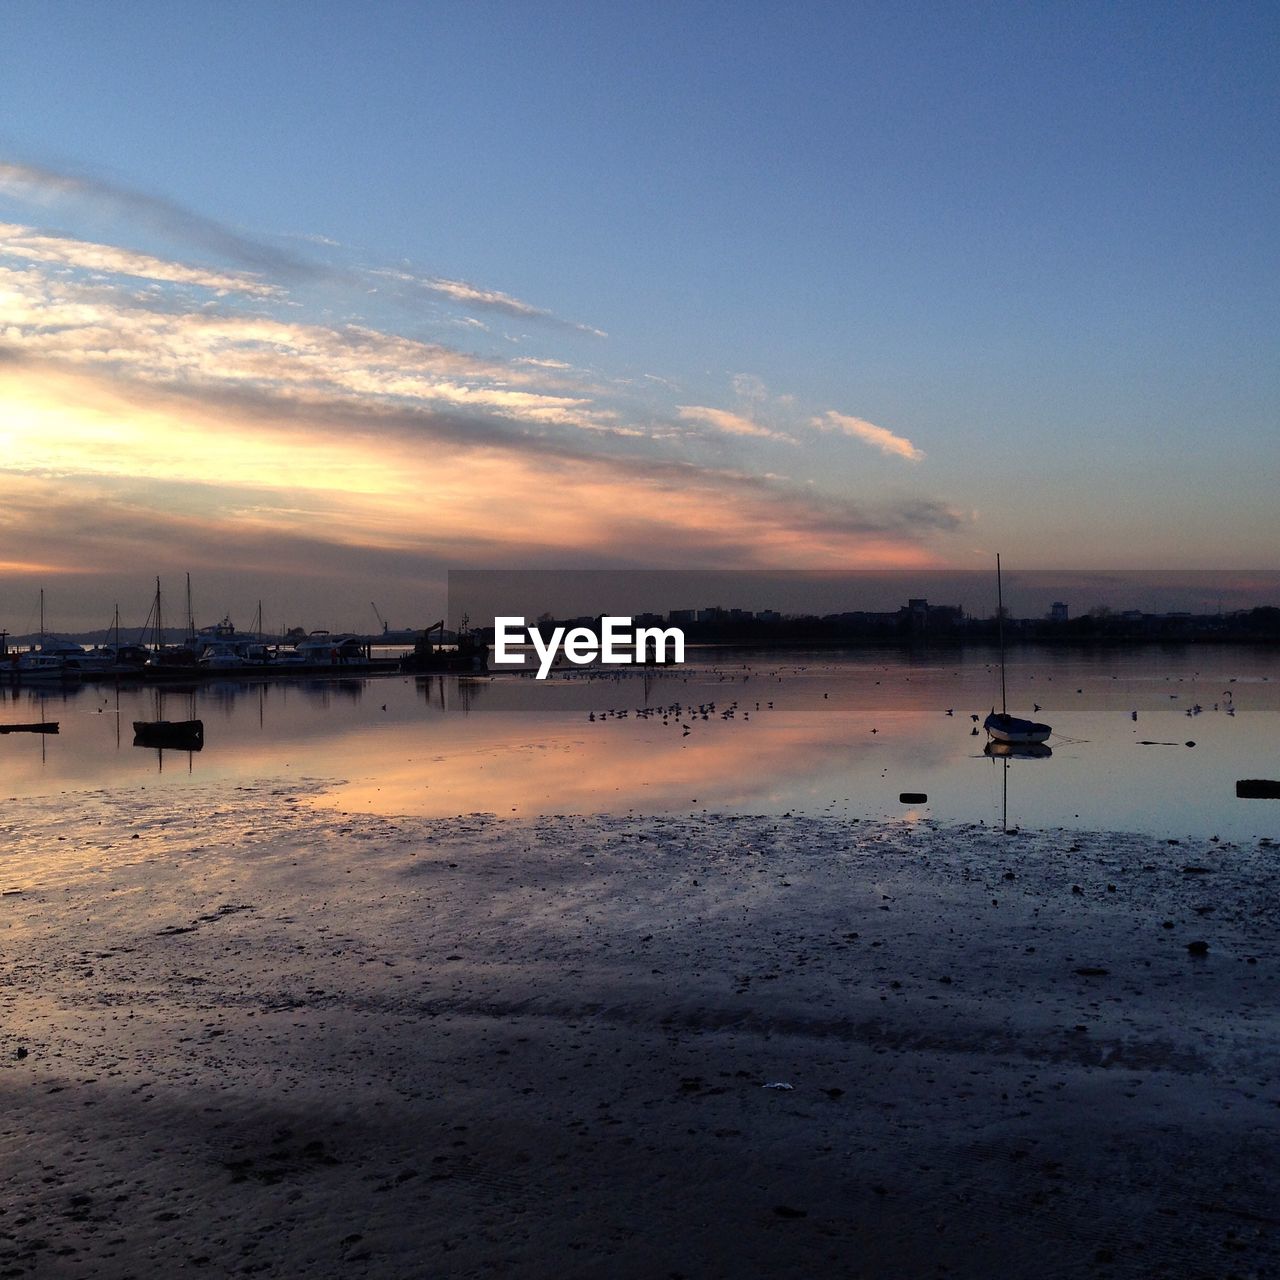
(813, 411, 925, 462)
(0, 266, 621, 430)
(514, 356, 573, 370)
(0, 169, 969, 625)
(1, 159, 605, 337)
(370, 267, 606, 337)
(676, 404, 794, 444)
(0, 159, 319, 282)
(731, 372, 769, 404)
(0, 222, 278, 296)
(0, 354, 961, 565)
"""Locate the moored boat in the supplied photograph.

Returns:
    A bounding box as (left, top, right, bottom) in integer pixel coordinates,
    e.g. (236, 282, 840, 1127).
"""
(15, 637, 93, 678)
(983, 711, 1052, 745)
(291, 631, 369, 666)
(985, 554, 1052, 746)
(132, 718, 204, 749)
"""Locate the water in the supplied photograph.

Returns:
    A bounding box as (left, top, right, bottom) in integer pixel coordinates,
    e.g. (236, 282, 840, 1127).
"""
(2, 646, 1277, 841)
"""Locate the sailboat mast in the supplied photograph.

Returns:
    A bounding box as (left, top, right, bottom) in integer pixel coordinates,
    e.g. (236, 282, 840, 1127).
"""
(39, 587, 45, 650)
(996, 553, 1007, 715)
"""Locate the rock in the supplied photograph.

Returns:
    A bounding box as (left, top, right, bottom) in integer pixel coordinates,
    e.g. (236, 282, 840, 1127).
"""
(1187, 940, 1209, 956)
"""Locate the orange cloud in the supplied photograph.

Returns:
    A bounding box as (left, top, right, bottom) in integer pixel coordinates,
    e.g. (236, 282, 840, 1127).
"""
(0, 359, 950, 600)
(813, 411, 925, 462)
(676, 404, 793, 443)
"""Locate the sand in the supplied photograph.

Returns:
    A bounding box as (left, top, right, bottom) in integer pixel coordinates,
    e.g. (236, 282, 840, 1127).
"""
(0, 780, 1277, 1278)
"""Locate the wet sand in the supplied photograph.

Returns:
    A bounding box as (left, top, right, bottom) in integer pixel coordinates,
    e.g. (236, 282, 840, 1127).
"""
(1, 781, 1277, 1278)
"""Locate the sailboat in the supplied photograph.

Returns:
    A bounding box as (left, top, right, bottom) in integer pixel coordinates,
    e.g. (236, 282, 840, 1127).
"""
(15, 589, 89, 679)
(983, 555, 1052, 745)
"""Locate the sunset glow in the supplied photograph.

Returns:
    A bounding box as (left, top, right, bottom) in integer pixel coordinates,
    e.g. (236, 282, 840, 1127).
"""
(2, 6, 1275, 630)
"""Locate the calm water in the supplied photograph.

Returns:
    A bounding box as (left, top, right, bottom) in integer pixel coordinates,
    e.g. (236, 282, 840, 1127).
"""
(3, 646, 1278, 841)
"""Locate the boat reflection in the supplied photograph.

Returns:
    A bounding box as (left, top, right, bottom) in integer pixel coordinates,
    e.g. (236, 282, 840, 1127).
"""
(983, 740, 1053, 760)
(984, 738, 1052, 832)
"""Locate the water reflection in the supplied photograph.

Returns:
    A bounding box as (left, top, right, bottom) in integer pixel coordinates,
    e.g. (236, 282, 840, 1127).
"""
(983, 739, 1053, 832)
(2, 649, 1277, 840)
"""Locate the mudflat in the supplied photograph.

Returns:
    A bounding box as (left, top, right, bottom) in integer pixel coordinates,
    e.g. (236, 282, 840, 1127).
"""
(1, 783, 1276, 1278)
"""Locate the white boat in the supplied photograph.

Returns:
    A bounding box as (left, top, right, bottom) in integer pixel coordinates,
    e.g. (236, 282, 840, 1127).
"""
(15, 649, 74, 678)
(15, 636, 92, 678)
(198, 641, 251, 669)
(983, 711, 1052, 744)
(984, 554, 1051, 745)
(290, 631, 367, 665)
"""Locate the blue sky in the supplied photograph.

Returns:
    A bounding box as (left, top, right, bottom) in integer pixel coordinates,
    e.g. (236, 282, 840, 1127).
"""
(0, 2, 1276, 628)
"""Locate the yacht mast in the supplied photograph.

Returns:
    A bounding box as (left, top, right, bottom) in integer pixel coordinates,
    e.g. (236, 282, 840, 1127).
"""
(996, 553, 1007, 715)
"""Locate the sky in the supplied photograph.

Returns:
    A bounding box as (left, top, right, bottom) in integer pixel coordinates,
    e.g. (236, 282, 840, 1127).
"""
(1, 1, 1277, 634)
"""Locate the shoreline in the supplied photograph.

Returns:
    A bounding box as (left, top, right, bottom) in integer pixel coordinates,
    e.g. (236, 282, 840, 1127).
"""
(2, 783, 1276, 1277)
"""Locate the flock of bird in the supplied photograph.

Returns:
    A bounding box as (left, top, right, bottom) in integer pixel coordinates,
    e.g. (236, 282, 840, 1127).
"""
(575, 664, 1250, 739)
(588, 698, 776, 737)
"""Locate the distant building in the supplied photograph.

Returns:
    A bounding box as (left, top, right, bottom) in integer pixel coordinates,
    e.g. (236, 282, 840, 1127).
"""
(900, 598, 963, 634)
(668, 609, 696, 624)
(1050, 601, 1069, 623)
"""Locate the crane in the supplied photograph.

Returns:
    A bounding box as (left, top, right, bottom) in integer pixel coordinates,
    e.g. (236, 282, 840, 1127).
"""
(371, 602, 389, 635)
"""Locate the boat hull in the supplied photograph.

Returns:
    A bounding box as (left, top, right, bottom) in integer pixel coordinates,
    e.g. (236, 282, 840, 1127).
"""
(132, 719, 204, 750)
(984, 712, 1051, 744)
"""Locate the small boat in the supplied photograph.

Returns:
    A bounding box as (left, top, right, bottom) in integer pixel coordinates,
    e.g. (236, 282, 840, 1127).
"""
(132, 719, 204, 749)
(198, 641, 251, 669)
(1236, 779, 1280, 800)
(983, 711, 1052, 745)
(15, 638, 94, 678)
(984, 554, 1051, 745)
(0, 722, 59, 735)
(291, 631, 368, 666)
(13, 592, 91, 678)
